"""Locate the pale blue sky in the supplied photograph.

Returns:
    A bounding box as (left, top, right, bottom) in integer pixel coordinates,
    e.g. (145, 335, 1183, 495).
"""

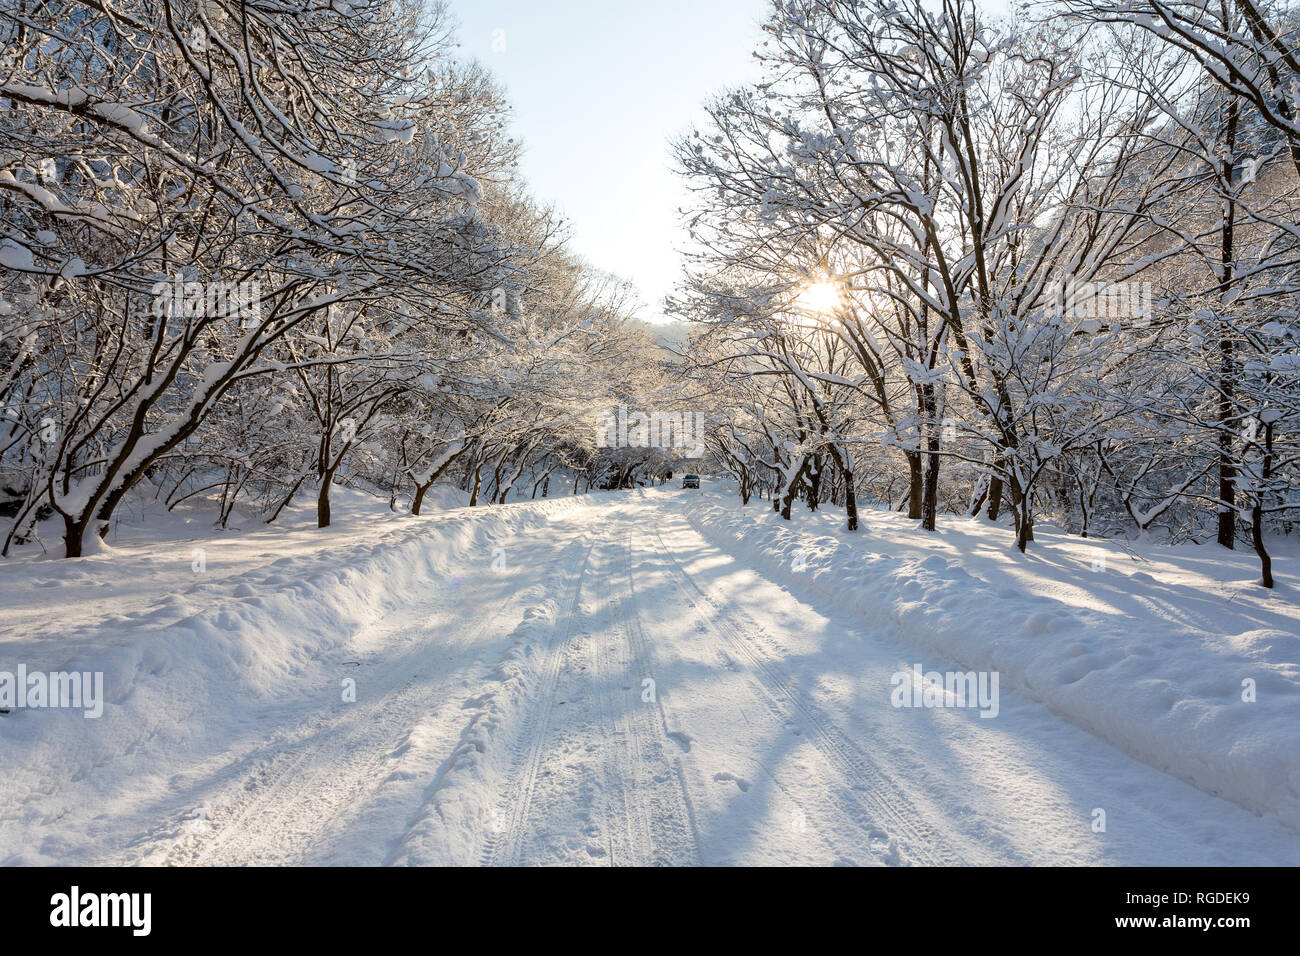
(446, 0, 770, 323)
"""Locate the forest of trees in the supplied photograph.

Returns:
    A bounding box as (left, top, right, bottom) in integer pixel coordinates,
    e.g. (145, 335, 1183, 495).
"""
(672, 0, 1300, 586)
(0, 0, 679, 558)
(2, 0, 1297, 588)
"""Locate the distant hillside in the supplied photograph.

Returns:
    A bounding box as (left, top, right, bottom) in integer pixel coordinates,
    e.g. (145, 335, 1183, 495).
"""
(629, 318, 693, 352)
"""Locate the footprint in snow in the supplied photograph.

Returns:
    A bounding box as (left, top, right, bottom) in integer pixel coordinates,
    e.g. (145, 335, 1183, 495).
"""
(868, 829, 901, 865)
(713, 772, 750, 793)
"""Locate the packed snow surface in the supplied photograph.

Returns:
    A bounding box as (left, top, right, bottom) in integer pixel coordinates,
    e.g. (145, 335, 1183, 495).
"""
(1, 486, 1297, 865)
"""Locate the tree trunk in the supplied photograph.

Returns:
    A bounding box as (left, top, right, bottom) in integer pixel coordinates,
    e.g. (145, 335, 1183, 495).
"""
(1010, 479, 1033, 552)
(1251, 499, 1273, 589)
(921, 455, 940, 531)
(919, 383, 939, 530)
(317, 471, 334, 528)
(826, 446, 858, 532)
(1251, 419, 1275, 588)
(498, 450, 534, 504)
(1218, 92, 1239, 550)
(906, 452, 923, 520)
(468, 464, 483, 507)
(806, 456, 822, 512)
(843, 473, 858, 532)
(266, 474, 307, 525)
(986, 471, 1004, 522)
(63, 513, 90, 558)
(921, 445, 940, 533)
(780, 457, 811, 521)
(412, 481, 432, 516)
(968, 474, 989, 517)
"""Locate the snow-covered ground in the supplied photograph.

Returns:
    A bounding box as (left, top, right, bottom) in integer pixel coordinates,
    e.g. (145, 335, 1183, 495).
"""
(1, 485, 1297, 865)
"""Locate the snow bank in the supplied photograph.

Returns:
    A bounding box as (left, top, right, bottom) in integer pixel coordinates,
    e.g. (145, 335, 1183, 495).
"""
(0, 492, 599, 864)
(683, 496, 1300, 832)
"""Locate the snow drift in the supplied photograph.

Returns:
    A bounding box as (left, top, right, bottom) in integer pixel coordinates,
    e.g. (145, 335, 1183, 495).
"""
(0, 492, 600, 864)
(683, 495, 1300, 832)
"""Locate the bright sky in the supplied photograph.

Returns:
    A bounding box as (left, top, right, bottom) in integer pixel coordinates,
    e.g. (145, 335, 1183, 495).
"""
(447, 0, 770, 323)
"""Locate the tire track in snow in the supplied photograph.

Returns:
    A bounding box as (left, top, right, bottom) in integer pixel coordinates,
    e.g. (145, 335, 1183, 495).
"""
(588, 578, 651, 865)
(486, 523, 662, 865)
(580, 527, 701, 865)
(185, 670, 452, 865)
(644, 514, 967, 866)
(615, 531, 706, 865)
(630, 524, 886, 864)
(480, 531, 601, 865)
(483, 513, 703, 866)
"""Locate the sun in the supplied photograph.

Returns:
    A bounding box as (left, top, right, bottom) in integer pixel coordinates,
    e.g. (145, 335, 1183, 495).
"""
(796, 280, 843, 316)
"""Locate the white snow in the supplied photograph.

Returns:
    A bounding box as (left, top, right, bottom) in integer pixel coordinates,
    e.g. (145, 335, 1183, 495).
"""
(682, 491, 1300, 835)
(1, 486, 1297, 865)
(0, 240, 35, 270)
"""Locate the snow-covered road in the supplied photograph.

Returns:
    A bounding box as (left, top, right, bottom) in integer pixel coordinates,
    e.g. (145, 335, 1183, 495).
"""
(0, 489, 1294, 863)
(42, 491, 1286, 866)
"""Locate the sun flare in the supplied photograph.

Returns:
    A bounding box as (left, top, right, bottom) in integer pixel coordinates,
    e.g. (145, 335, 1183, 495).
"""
(796, 280, 843, 316)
